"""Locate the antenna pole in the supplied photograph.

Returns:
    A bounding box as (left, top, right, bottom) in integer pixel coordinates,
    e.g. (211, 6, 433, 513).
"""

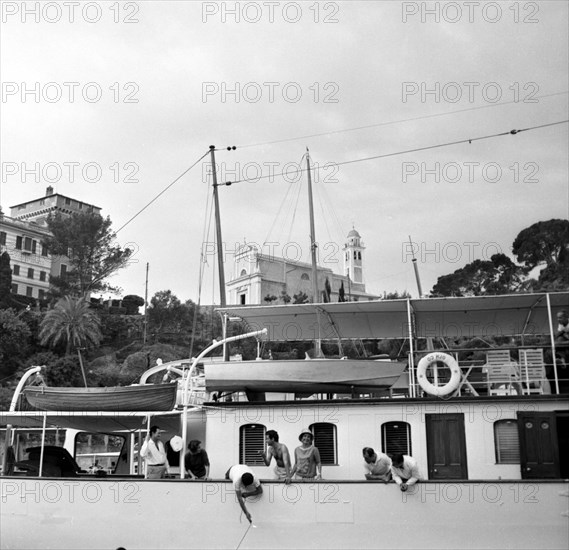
(409, 235, 423, 298)
(143, 262, 149, 345)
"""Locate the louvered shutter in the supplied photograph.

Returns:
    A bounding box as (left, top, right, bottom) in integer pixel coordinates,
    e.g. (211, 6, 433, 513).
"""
(239, 424, 266, 465)
(494, 420, 520, 463)
(310, 423, 337, 465)
(382, 422, 411, 456)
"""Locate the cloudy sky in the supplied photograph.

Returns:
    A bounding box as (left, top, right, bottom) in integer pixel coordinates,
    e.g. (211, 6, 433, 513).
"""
(1, 0, 567, 304)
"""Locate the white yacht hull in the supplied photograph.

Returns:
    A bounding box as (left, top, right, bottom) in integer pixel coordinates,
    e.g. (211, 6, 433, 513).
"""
(1, 478, 567, 549)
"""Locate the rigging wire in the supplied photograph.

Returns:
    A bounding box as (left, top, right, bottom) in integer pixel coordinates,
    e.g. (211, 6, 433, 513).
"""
(285, 153, 308, 247)
(262, 165, 302, 247)
(219, 120, 569, 186)
(115, 150, 210, 234)
(189, 180, 215, 359)
(234, 91, 568, 149)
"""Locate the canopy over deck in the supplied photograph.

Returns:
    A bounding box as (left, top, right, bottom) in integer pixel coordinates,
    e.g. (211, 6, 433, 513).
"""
(0, 410, 200, 432)
(217, 292, 569, 341)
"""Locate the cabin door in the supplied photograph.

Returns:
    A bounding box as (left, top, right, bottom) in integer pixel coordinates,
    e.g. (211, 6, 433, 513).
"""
(425, 413, 468, 480)
(517, 412, 560, 479)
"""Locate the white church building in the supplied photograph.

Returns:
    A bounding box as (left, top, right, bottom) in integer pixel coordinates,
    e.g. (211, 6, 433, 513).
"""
(226, 228, 378, 305)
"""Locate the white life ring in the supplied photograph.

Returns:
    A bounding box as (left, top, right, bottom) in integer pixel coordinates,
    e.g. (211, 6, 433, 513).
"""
(417, 352, 461, 396)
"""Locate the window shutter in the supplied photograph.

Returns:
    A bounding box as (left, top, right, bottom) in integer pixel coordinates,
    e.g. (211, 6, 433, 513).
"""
(382, 422, 411, 456)
(310, 423, 337, 465)
(494, 420, 520, 463)
(239, 424, 266, 465)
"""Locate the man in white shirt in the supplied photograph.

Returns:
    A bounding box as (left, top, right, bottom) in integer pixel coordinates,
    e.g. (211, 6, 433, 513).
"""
(140, 425, 169, 479)
(391, 453, 422, 492)
(362, 447, 392, 482)
(225, 464, 263, 523)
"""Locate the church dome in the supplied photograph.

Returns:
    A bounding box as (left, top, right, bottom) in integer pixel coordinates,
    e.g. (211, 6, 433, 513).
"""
(347, 228, 361, 239)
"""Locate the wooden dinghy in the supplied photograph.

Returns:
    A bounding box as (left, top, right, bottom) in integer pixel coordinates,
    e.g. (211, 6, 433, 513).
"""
(205, 358, 406, 394)
(23, 383, 178, 412)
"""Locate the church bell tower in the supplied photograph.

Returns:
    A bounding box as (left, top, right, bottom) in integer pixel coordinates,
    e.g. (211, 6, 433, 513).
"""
(343, 227, 365, 284)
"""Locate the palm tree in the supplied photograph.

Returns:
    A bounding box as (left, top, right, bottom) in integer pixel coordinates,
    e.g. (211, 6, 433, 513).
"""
(39, 297, 102, 385)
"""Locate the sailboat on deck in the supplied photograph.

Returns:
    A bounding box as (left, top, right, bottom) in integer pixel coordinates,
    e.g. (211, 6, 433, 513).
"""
(205, 148, 407, 398)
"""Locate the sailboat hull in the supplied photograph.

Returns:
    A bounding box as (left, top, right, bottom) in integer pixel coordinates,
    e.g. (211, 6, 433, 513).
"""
(205, 359, 407, 393)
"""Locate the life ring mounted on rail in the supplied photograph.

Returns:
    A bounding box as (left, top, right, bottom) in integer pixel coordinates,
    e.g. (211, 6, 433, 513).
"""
(417, 352, 461, 397)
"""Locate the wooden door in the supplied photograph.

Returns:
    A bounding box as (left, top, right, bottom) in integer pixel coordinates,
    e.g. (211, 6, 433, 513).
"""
(518, 412, 560, 479)
(425, 413, 468, 479)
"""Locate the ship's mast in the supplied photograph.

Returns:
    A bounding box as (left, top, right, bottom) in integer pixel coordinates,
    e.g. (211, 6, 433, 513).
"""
(306, 149, 319, 303)
(306, 149, 323, 357)
(210, 145, 226, 307)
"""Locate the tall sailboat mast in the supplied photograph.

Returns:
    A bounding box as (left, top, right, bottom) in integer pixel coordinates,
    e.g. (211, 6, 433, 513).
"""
(306, 148, 319, 303)
(306, 148, 323, 357)
(210, 145, 226, 307)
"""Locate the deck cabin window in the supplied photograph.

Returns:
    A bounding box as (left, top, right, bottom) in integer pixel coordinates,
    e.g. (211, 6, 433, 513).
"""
(381, 421, 412, 456)
(310, 423, 337, 465)
(494, 420, 520, 463)
(239, 424, 266, 466)
(74, 432, 126, 473)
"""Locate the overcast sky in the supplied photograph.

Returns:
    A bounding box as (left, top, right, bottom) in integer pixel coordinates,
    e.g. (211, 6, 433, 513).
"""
(1, 0, 567, 304)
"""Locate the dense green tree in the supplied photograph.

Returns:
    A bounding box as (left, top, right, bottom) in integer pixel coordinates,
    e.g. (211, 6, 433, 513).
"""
(44, 355, 84, 387)
(148, 290, 186, 334)
(147, 291, 204, 347)
(43, 212, 132, 297)
(512, 219, 569, 269)
(0, 309, 32, 380)
(383, 290, 411, 299)
(121, 294, 145, 315)
(0, 251, 12, 308)
(293, 291, 309, 304)
(431, 254, 527, 297)
(513, 219, 569, 291)
(39, 297, 102, 354)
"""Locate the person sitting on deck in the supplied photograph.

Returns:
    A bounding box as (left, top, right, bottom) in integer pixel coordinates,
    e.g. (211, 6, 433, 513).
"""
(258, 429, 292, 483)
(390, 453, 421, 492)
(225, 464, 263, 523)
(362, 447, 392, 482)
